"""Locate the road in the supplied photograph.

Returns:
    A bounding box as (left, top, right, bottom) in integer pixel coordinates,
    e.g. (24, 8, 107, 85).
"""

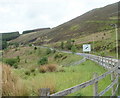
(36, 45, 120, 70)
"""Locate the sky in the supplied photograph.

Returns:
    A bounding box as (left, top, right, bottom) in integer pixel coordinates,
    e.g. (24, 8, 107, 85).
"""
(0, 0, 119, 34)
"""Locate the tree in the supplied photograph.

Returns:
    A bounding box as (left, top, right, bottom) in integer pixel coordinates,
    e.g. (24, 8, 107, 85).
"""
(34, 47, 37, 50)
(17, 56, 20, 62)
(29, 44, 32, 47)
(2, 41, 7, 49)
(66, 40, 72, 50)
(5, 58, 18, 68)
(71, 45, 77, 54)
(71, 40, 75, 44)
(38, 57, 48, 65)
(60, 42, 64, 49)
(46, 48, 52, 55)
(14, 42, 19, 48)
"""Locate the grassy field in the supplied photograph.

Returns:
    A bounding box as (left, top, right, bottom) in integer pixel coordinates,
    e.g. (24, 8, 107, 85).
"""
(13, 59, 111, 96)
(2, 46, 112, 96)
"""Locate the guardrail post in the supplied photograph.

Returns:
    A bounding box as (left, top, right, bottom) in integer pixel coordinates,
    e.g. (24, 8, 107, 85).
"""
(109, 59, 111, 68)
(111, 72, 115, 95)
(93, 73, 98, 96)
(98, 56, 100, 65)
(39, 88, 50, 96)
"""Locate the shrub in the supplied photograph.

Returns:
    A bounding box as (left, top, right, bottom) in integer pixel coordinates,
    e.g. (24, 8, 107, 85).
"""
(71, 39, 75, 43)
(31, 69, 35, 73)
(30, 66, 35, 73)
(52, 49, 56, 53)
(39, 66, 48, 73)
(54, 53, 63, 60)
(47, 64, 57, 72)
(25, 70, 31, 76)
(5, 58, 18, 68)
(100, 52, 105, 57)
(29, 51, 32, 55)
(66, 40, 72, 50)
(38, 57, 48, 65)
(39, 64, 58, 73)
(29, 44, 32, 47)
(15, 48, 18, 51)
(60, 42, 64, 49)
(17, 56, 20, 62)
(34, 47, 37, 50)
(14, 42, 19, 47)
(25, 59, 27, 63)
(46, 48, 52, 55)
(71, 45, 77, 53)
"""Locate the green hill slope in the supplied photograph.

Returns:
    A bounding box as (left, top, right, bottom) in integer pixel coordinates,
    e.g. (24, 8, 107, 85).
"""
(9, 2, 119, 58)
(11, 2, 118, 45)
(42, 2, 118, 43)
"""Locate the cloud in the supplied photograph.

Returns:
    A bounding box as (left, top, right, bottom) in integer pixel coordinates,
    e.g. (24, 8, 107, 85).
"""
(0, 0, 119, 33)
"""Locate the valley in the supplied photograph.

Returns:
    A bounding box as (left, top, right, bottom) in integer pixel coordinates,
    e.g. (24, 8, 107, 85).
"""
(2, 46, 111, 96)
(1, 1, 120, 96)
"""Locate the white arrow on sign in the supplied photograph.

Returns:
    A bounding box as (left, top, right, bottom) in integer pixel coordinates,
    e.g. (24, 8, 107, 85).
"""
(83, 44, 91, 52)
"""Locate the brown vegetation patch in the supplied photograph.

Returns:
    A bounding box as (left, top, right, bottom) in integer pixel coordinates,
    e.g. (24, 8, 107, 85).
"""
(39, 64, 58, 73)
(2, 64, 29, 96)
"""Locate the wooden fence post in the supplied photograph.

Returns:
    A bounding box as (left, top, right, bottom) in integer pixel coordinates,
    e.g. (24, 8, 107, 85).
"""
(98, 56, 100, 65)
(93, 73, 98, 96)
(39, 88, 50, 96)
(118, 73, 120, 95)
(111, 72, 115, 95)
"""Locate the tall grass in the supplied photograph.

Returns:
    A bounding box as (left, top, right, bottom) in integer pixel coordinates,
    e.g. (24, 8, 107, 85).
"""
(31, 76, 56, 95)
(2, 63, 57, 96)
(2, 64, 29, 96)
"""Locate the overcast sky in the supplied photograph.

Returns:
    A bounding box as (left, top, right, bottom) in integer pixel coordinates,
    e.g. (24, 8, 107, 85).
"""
(0, 0, 119, 33)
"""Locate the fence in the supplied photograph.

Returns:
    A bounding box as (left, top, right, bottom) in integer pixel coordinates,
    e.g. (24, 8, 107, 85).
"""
(65, 57, 86, 66)
(39, 53, 120, 96)
(76, 53, 118, 69)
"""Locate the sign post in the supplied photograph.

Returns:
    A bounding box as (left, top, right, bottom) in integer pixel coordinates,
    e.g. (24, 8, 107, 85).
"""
(83, 44, 91, 59)
(83, 44, 91, 53)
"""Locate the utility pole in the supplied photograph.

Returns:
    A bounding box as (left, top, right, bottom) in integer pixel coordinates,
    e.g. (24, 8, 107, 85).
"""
(110, 24, 118, 59)
(93, 34, 95, 54)
(115, 24, 118, 60)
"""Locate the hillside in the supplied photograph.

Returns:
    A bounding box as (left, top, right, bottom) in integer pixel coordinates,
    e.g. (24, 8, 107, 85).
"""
(0, 31, 20, 41)
(10, 2, 118, 45)
(11, 29, 51, 44)
(43, 2, 118, 43)
(0, 31, 20, 49)
(9, 2, 119, 58)
(22, 28, 50, 34)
